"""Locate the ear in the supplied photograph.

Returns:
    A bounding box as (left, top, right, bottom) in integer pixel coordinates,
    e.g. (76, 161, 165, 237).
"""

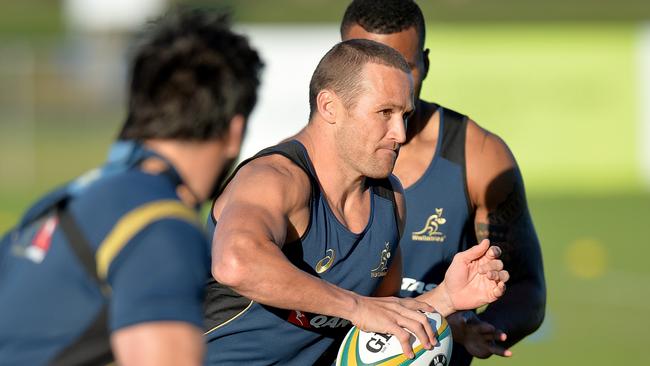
(316, 89, 339, 124)
(422, 48, 430, 81)
(225, 114, 245, 158)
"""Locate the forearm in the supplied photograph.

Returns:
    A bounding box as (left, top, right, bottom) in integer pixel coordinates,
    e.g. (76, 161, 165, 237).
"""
(478, 277, 545, 347)
(213, 244, 359, 320)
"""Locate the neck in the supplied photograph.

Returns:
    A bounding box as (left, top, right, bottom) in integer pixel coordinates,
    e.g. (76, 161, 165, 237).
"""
(143, 139, 225, 207)
(405, 98, 438, 144)
(296, 123, 367, 206)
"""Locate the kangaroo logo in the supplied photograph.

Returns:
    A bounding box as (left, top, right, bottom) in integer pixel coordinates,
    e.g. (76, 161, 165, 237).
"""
(370, 242, 391, 278)
(412, 208, 447, 242)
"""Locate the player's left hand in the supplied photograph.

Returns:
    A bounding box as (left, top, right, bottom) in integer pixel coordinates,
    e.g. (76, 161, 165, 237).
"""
(441, 239, 509, 311)
(447, 311, 512, 358)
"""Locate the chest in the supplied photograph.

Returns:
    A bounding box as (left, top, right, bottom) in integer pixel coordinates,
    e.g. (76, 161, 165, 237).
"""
(283, 195, 399, 296)
(402, 159, 471, 251)
(394, 139, 438, 189)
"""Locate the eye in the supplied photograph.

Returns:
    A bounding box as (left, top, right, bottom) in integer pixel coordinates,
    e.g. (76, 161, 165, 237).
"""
(403, 111, 413, 123)
(381, 109, 392, 119)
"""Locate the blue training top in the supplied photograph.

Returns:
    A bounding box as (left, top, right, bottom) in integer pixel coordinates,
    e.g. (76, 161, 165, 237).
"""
(398, 107, 475, 366)
(0, 141, 209, 365)
(399, 107, 473, 297)
(203, 140, 401, 366)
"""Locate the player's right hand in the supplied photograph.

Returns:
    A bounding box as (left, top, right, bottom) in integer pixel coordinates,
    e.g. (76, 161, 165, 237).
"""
(447, 311, 512, 359)
(350, 296, 436, 359)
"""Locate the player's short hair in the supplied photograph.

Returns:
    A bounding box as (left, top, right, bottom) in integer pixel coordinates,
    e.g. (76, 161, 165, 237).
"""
(118, 9, 263, 141)
(308, 39, 410, 119)
(340, 0, 426, 49)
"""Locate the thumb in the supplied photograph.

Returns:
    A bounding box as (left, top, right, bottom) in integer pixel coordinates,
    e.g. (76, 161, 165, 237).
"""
(459, 239, 490, 261)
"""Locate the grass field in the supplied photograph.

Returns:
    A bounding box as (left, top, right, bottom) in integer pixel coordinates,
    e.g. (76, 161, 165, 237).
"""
(480, 193, 650, 365)
(0, 22, 648, 365)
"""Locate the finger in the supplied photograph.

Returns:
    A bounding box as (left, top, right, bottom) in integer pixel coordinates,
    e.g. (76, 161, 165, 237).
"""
(397, 315, 434, 350)
(485, 270, 500, 281)
(391, 326, 415, 359)
(399, 309, 437, 348)
(475, 321, 496, 335)
(479, 259, 503, 273)
(492, 282, 506, 298)
(495, 329, 508, 342)
(498, 270, 510, 283)
(458, 239, 490, 262)
(487, 342, 512, 357)
(485, 245, 502, 260)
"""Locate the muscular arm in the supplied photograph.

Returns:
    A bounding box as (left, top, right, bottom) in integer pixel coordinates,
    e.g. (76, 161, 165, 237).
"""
(106, 216, 209, 365)
(211, 157, 360, 318)
(467, 121, 546, 348)
(112, 323, 202, 366)
(211, 160, 438, 357)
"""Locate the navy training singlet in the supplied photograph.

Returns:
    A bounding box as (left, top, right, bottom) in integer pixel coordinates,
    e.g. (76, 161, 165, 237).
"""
(203, 140, 401, 366)
(398, 107, 476, 366)
(0, 141, 209, 365)
(399, 107, 473, 297)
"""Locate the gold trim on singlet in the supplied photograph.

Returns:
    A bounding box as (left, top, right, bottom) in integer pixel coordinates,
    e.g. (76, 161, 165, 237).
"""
(204, 300, 255, 335)
(96, 200, 200, 280)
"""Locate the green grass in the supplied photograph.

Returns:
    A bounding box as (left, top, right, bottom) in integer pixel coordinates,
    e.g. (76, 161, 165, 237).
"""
(420, 23, 641, 194)
(479, 193, 650, 365)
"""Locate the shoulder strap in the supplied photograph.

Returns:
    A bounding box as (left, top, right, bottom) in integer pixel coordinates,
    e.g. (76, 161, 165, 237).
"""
(50, 305, 113, 366)
(438, 107, 468, 165)
(367, 177, 401, 238)
(52, 200, 114, 365)
(56, 201, 111, 296)
(439, 107, 473, 214)
(211, 140, 319, 224)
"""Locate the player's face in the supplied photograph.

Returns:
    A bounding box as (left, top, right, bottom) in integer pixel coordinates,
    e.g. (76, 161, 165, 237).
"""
(343, 24, 428, 101)
(336, 63, 413, 178)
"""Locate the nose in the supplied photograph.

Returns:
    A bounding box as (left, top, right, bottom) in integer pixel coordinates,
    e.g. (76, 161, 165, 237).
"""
(388, 115, 407, 145)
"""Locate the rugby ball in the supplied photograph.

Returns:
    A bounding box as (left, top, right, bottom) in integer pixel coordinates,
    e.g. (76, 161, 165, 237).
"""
(336, 311, 452, 366)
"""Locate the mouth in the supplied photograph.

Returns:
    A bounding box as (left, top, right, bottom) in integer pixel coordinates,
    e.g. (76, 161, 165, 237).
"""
(379, 141, 401, 153)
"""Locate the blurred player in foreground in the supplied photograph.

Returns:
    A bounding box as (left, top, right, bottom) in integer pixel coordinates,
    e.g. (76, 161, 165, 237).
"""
(0, 10, 262, 366)
(341, 0, 546, 363)
(203, 39, 508, 365)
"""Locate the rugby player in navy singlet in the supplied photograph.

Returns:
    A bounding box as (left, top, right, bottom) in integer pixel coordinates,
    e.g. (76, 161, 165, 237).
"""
(204, 39, 508, 365)
(341, 1, 546, 364)
(0, 10, 262, 366)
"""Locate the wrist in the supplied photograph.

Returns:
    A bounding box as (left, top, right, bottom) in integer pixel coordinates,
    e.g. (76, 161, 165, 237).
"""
(434, 281, 455, 317)
(337, 288, 362, 324)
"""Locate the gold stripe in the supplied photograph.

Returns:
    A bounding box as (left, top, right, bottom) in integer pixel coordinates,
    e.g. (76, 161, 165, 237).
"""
(204, 300, 254, 335)
(96, 200, 200, 279)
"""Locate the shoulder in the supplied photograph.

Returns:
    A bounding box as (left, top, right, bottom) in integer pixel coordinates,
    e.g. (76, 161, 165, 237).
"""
(71, 170, 196, 251)
(465, 119, 516, 167)
(213, 154, 312, 219)
(464, 119, 522, 207)
(77, 169, 178, 213)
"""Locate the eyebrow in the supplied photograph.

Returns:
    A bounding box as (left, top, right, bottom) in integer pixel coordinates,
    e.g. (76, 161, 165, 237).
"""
(377, 103, 414, 113)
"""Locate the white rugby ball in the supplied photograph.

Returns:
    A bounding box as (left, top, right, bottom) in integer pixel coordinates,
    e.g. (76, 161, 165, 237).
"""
(336, 311, 452, 366)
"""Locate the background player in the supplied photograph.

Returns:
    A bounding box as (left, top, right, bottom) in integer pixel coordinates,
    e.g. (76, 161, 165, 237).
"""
(340, 0, 546, 363)
(204, 39, 508, 365)
(0, 10, 262, 366)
